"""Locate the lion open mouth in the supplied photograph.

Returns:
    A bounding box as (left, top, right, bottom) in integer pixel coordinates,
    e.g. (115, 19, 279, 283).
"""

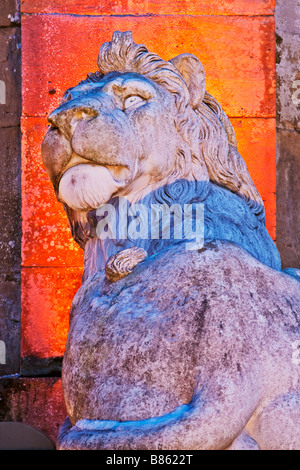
(58, 162, 128, 212)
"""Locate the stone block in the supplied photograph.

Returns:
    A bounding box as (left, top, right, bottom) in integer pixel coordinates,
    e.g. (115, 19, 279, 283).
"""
(0, 126, 21, 273)
(276, 0, 300, 35)
(276, 128, 300, 269)
(0, 127, 21, 376)
(276, 30, 300, 132)
(0, 27, 21, 128)
(0, 274, 20, 376)
(21, 0, 275, 16)
(0, 0, 20, 27)
(22, 14, 275, 118)
(21, 267, 82, 358)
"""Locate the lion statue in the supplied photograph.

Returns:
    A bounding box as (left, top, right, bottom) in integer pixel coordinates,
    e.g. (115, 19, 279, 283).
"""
(42, 31, 300, 450)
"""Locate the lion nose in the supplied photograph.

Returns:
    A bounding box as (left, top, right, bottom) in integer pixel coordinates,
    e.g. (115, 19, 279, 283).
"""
(48, 103, 98, 140)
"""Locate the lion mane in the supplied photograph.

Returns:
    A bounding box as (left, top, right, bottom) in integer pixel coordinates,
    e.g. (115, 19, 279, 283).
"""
(78, 31, 264, 223)
(61, 31, 280, 273)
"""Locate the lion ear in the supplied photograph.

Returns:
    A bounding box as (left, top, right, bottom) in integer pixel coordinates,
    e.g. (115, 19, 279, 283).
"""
(170, 53, 206, 109)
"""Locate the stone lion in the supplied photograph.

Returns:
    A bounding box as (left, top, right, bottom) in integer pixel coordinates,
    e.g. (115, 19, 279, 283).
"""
(42, 31, 300, 450)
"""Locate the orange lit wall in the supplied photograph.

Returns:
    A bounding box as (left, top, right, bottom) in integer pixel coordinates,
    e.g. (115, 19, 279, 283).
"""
(21, 0, 276, 360)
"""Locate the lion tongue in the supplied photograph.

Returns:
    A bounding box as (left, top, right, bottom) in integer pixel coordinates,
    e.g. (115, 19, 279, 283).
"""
(58, 163, 123, 212)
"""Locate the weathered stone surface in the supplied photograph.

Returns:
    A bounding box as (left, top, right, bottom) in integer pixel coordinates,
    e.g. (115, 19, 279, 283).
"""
(0, 0, 21, 378)
(275, 0, 300, 269)
(276, 30, 300, 132)
(0, 0, 20, 27)
(58, 241, 300, 450)
(0, 27, 21, 128)
(0, 274, 20, 375)
(0, 126, 21, 273)
(276, 128, 300, 269)
(0, 377, 66, 445)
(0, 126, 21, 375)
(276, 0, 300, 35)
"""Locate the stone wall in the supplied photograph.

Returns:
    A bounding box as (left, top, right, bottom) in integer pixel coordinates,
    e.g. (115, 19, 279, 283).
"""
(0, 0, 21, 376)
(0, 0, 67, 449)
(275, 0, 300, 269)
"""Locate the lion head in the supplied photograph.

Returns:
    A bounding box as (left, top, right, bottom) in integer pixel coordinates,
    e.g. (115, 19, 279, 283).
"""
(42, 31, 280, 273)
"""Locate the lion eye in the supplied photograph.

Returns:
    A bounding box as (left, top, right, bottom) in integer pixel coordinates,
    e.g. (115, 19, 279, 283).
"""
(124, 95, 144, 110)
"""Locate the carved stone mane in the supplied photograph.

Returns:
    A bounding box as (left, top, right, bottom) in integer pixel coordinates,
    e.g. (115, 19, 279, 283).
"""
(43, 31, 281, 277)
